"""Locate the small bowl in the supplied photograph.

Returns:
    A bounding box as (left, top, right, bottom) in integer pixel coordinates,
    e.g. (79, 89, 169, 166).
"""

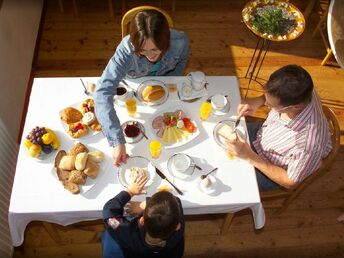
(121, 121, 145, 144)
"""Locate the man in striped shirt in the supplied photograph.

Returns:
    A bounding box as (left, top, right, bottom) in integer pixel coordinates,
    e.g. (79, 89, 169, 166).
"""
(226, 65, 332, 191)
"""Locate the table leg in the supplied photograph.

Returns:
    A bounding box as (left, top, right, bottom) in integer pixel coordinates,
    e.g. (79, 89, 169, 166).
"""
(220, 213, 234, 235)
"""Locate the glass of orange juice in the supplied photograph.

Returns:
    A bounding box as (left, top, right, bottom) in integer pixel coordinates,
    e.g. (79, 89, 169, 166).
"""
(149, 140, 162, 159)
(125, 98, 137, 117)
(200, 102, 212, 121)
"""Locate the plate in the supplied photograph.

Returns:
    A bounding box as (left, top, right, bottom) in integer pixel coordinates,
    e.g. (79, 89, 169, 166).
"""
(177, 82, 207, 101)
(149, 105, 200, 149)
(117, 156, 156, 189)
(198, 175, 217, 194)
(121, 120, 145, 144)
(59, 99, 101, 139)
(137, 79, 169, 106)
(167, 154, 196, 180)
(242, 0, 305, 41)
(51, 147, 108, 194)
(213, 119, 247, 149)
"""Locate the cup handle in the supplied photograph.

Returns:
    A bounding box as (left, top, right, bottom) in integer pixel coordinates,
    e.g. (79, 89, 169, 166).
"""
(186, 72, 193, 82)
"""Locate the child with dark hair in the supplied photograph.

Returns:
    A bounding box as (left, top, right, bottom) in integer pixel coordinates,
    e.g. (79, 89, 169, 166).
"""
(101, 174, 184, 258)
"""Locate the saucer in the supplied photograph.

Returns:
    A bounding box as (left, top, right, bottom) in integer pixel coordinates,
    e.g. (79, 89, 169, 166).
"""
(177, 82, 207, 101)
(114, 91, 134, 106)
(198, 175, 217, 194)
(167, 154, 195, 180)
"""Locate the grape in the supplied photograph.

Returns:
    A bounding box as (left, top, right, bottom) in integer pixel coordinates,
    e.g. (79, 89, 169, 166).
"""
(36, 138, 42, 145)
(41, 144, 53, 154)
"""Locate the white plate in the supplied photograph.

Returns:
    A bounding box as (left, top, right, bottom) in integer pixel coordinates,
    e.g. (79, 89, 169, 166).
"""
(117, 156, 156, 189)
(198, 175, 217, 194)
(59, 100, 101, 139)
(149, 105, 200, 149)
(51, 148, 108, 194)
(121, 120, 145, 144)
(136, 79, 169, 106)
(167, 154, 196, 180)
(213, 119, 247, 149)
(177, 82, 207, 101)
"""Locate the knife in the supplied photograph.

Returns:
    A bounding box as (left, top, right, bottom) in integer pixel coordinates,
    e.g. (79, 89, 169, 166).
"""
(155, 167, 183, 195)
(233, 117, 240, 133)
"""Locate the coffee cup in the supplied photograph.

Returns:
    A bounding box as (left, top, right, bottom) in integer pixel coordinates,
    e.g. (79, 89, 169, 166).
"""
(187, 71, 206, 91)
(116, 86, 128, 100)
(171, 153, 192, 174)
(211, 94, 228, 111)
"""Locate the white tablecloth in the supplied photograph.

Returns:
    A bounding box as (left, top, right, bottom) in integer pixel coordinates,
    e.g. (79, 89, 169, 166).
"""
(9, 76, 265, 247)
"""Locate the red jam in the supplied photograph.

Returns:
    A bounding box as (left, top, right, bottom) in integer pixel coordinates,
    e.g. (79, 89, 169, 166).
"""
(124, 124, 140, 138)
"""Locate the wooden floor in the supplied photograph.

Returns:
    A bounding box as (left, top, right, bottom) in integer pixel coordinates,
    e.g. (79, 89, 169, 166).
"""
(14, 0, 344, 257)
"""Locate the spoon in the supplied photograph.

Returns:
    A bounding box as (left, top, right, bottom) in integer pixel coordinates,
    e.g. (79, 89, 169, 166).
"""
(80, 78, 90, 96)
(133, 121, 148, 139)
(200, 167, 218, 180)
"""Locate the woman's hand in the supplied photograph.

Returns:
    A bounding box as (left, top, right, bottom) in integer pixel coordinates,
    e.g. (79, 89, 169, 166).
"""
(113, 144, 129, 167)
(127, 174, 148, 196)
(237, 96, 265, 117)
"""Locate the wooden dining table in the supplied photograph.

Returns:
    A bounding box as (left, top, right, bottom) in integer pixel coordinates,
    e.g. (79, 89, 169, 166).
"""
(9, 76, 265, 247)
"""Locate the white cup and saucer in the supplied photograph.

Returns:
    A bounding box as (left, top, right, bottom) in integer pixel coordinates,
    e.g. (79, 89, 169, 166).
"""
(211, 94, 230, 115)
(187, 71, 207, 91)
(114, 84, 134, 105)
(167, 153, 195, 180)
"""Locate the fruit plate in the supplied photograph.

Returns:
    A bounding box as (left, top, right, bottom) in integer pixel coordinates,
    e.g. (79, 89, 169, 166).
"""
(149, 105, 200, 149)
(213, 119, 247, 149)
(59, 99, 102, 140)
(51, 147, 108, 194)
(136, 79, 169, 106)
(117, 156, 156, 189)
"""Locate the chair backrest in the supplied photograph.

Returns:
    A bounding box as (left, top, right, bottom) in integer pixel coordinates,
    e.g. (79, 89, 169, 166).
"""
(121, 6, 174, 38)
(261, 105, 340, 213)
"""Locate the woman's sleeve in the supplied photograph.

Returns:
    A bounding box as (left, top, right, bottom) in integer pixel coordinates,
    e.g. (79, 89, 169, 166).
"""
(94, 43, 131, 147)
(167, 33, 190, 76)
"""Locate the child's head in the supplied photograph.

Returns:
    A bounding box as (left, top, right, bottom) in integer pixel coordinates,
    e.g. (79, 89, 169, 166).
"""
(143, 191, 181, 239)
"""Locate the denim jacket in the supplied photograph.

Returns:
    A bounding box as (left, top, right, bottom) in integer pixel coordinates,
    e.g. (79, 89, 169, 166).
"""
(94, 29, 190, 147)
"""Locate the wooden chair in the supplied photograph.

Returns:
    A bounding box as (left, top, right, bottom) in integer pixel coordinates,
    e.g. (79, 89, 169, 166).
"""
(261, 105, 340, 214)
(121, 5, 174, 38)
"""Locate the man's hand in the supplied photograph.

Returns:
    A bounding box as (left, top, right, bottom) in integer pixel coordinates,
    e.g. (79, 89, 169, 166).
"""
(113, 144, 129, 167)
(126, 174, 148, 196)
(237, 96, 265, 117)
(225, 134, 254, 160)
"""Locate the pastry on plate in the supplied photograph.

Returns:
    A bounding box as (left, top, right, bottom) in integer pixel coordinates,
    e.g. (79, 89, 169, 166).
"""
(60, 107, 83, 124)
(69, 170, 87, 185)
(80, 98, 95, 114)
(63, 181, 80, 194)
(67, 122, 89, 138)
(88, 118, 102, 131)
(84, 159, 100, 179)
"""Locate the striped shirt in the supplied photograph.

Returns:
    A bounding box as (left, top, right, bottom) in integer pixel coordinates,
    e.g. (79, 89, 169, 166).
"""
(253, 90, 332, 183)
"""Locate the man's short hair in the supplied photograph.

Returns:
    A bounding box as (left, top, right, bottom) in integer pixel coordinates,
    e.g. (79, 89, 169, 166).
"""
(143, 191, 181, 239)
(130, 9, 170, 56)
(265, 64, 314, 106)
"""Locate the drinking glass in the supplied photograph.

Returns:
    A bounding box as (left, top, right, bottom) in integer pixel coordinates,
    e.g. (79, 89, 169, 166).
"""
(125, 98, 137, 117)
(200, 102, 212, 121)
(149, 140, 162, 159)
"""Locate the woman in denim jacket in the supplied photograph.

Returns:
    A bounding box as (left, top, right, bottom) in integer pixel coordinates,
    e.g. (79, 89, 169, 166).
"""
(94, 9, 190, 166)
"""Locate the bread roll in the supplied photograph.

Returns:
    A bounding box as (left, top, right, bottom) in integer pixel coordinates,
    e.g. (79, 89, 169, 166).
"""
(68, 142, 89, 156)
(69, 170, 87, 185)
(217, 124, 237, 141)
(84, 159, 100, 179)
(63, 181, 80, 194)
(142, 85, 165, 102)
(75, 152, 88, 170)
(56, 168, 70, 181)
(55, 150, 67, 168)
(59, 155, 76, 170)
(88, 150, 105, 163)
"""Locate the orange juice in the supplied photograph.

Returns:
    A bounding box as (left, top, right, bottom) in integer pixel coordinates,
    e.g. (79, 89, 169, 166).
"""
(149, 140, 162, 159)
(125, 98, 137, 117)
(200, 102, 212, 121)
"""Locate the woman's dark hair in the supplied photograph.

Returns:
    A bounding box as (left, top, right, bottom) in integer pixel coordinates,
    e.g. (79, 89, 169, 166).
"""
(265, 64, 314, 106)
(143, 191, 181, 239)
(130, 9, 170, 56)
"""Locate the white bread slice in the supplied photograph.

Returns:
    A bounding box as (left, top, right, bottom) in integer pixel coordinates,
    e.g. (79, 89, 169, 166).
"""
(217, 124, 237, 141)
